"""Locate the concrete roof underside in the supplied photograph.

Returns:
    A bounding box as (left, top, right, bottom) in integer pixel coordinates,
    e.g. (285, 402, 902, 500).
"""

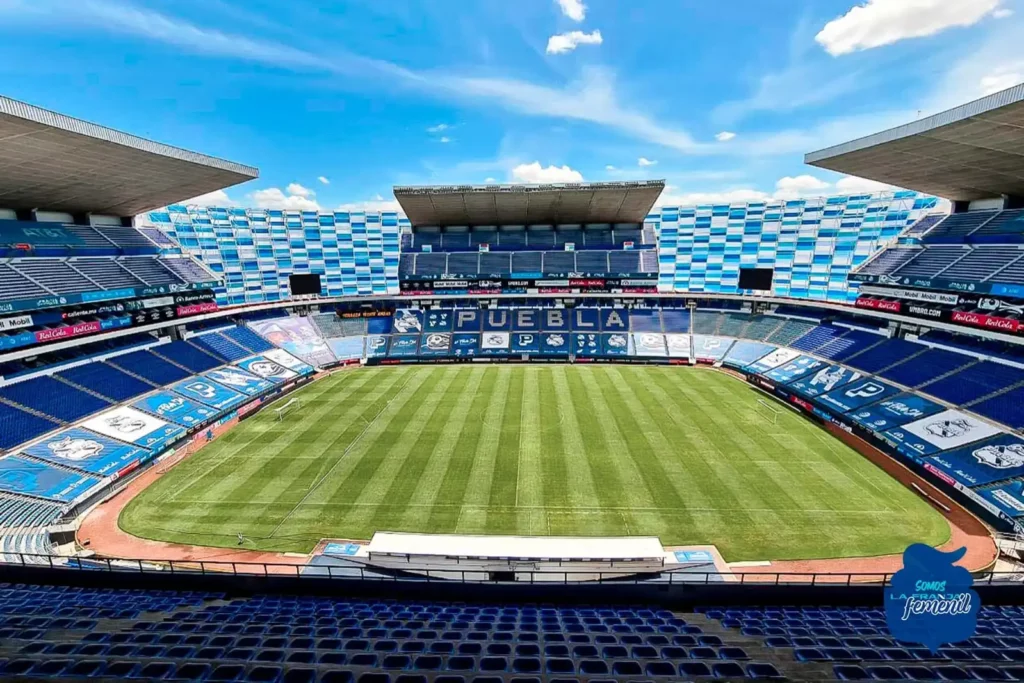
(805, 84, 1024, 201)
(0, 96, 258, 217)
(394, 181, 666, 227)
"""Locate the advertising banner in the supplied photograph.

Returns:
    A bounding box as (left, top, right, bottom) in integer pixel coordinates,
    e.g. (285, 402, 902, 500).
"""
(630, 333, 668, 357)
(21, 428, 147, 476)
(538, 332, 570, 355)
(387, 334, 420, 357)
(923, 433, 1024, 486)
(748, 348, 801, 372)
(511, 332, 541, 354)
(692, 335, 731, 361)
(664, 333, 691, 358)
(133, 392, 218, 426)
(818, 378, 900, 413)
(764, 356, 827, 383)
(264, 348, 315, 375)
(573, 333, 602, 356)
(236, 355, 299, 382)
(202, 367, 275, 396)
(860, 285, 960, 305)
(423, 310, 453, 332)
(602, 333, 629, 356)
(420, 332, 452, 356)
(80, 406, 185, 450)
(479, 331, 512, 355)
(787, 364, 863, 398)
(884, 409, 1003, 457)
(950, 311, 1020, 333)
(0, 314, 33, 332)
(176, 302, 218, 316)
(0, 454, 100, 502)
(855, 297, 902, 313)
(847, 394, 945, 433)
(981, 480, 1024, 519)
(171, 378, 247, 410)
(249, 318, 336, 367)
(450, 333, 479, 357)
(363, 335, 389, 359)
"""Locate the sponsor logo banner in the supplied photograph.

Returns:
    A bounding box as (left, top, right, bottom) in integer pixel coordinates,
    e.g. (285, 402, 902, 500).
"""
(538, 332, 569, 355)
(861, 285, 960, 306)
(573, 333, 602, 356)
(420, 332, 452, 356)
(80, 406, 184, 450)
(749, 348, 801, 372)
(423, 310, 453, 332)
(202, 367, 275, 396)
(133, 392, 217, 426)
(603, 332, 629, 356)
(0, 314, 33, 332)
(176, 302, 218, 316)
(848, 394, 945, 433)
(450, 333, 479, 356)
(511, 332, 541, 354)
(0, 454, 100, 502)
(692, 335, 731, 361)
(480, 332, 511, 354)
(950, 311, 1020, 333)
(236, 355, 299, 382)
(264, 348, 315, 375)
(787, 364, 862, 398)
(387, 334, 420, 357)
(856, 297, 902, 313)
(391, 309, 424, 333)
(171, 378, 247, 410)
(885, 409, 1003, 457)
(907, 303, 946, 320)
(764, 356, 826, 383)
(982, 481, 1024, 518)
(818, 378, 900, 413)
(923, 433, 1024, 486)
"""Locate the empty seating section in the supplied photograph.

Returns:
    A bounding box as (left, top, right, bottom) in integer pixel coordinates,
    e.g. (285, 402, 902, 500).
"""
(0, 586, 789, 683)
(766, 320, 817, 346)
(137, 226, 178, 248)
(825, 331, 883, 361)
(108, 350, 192, 385)
(608, 250, 640, 273)
(969, 385, 1024, 428)
(119, 258, 180, 286)
(152, 342, 223, 373)
(411, 227, 647, 252)
(891, 246, 969, 278)
(0, 494, 61, 531)
(991, 257, 1024, 285)
(224, 327, 275, 354)
(879, 348, 976, 387)
(741, 316, 783, 341)
(575, 251, 610, 273)
(0, 376, 109, 423)
(905, 213, 947, 237)
(704, 604, 1024, 682)
(61, 224, 119, 250)
(56, 363, 155, 402)
(923, 211, 997, 241)
(511, 252, 542, 273)
(970, 208, 1024, 238)
(940, 246, 1024, 282)
(789, 325, 844, 353)
(542, 252, 575, 274)
(162, 258, 214, 283)
(691, 311, 720, 335)
(717, 313, 751, 338)
(554, 229, 581, 247)
(660, 309, 689, 333)
(855, 248, 921, 276)
(441, 232, 470, 250)
(398, 258, 415, 278)
(93, 225, 159, 251)
(0, 263, 50, 300)
(446, 253, 479, 276)
(843, 338, 923, 373)
(191, 334, 253, 363)
(479, 253, 511, 275)
(0, 402, 59, 450)
(923, 361, 1024, 405)
(414, 254, 447, 277)
(68, 258, 145, 289)
(9, 260, 98, 295)
(640, 250, 658, 271)
(311, 314, 348, 339)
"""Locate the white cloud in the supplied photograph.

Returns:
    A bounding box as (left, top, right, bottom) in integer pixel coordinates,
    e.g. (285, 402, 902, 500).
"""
(658, 187, 771, 206)
(511, 162, 584, 183)
(994, 8, 1014, 18)
(484, 177, 497, 183)
(715, 131, 736, 142)
(555, 0, 586, 22)
(439, 136, 451, 143)
(816, 0, 1004, 56)
(337, 194, 402, 213)
(979, 63, 1023, 95)
(834, 175, 897, 194)
(251, 187, 321, 211)
(657, 174, 903, 207)
(605, 165, 617, 170)
(637, 157, 657, 167)
(317, 176, 330, 185)
(546, 30, 602, 54)
(427, 123, 450, 133)
(182, 189, 236, 207)
(286, 182, 315, 198)
(773, 174, 831, 200)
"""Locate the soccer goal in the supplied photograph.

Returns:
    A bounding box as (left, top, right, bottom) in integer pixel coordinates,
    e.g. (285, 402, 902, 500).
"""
(275, 398, 301, 421)
(756, 399, 781, 425)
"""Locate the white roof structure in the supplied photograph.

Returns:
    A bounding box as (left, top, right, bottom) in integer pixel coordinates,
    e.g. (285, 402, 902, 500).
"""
(0, 95, 258, 216)
(806, 84, 1024, 201)
(393, 181, 665, 227)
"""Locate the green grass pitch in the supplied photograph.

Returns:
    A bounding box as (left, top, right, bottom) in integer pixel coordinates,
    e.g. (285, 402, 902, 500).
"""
(120, 365, 949, 560)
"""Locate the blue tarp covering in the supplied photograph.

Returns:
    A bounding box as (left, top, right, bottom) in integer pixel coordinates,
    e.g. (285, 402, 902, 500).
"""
(21, 428, 147, 477)
(818, 378, 899, 413)
(925, 434, 1024, 486)
(787, 364, 862, 398)
(133, 392, 218, 427)
(848, 394, 945, 433)
(171, 378, 247, 410)
(0, 454, 100, 501)
(202, 367, 275, 396)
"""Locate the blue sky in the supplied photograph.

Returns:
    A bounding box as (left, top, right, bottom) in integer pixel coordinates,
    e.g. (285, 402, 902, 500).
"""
(0, 0, 1020, 212)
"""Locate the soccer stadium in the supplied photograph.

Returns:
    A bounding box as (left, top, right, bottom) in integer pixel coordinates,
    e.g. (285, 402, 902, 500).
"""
(4, 27, 1024, 683)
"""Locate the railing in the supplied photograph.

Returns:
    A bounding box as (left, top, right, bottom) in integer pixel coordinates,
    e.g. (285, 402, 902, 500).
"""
(2, 553, 1023, 586)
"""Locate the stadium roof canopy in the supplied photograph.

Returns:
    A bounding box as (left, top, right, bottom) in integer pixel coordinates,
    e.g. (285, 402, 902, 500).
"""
(393, 180, 666, 227)
(0, 95, 258, 217)
(805, 83, 1024, 202)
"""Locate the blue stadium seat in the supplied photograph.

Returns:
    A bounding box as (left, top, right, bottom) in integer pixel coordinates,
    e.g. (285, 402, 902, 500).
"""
(967, 385, 1024, 428)
(108, 350, 192, 385)
(191, 334, 253, 363)
(152, 341, 223, 373)
(0, 401, 60, 449)
(923, 361, 1024, 405)
(223, 326, 276, 354)
(0, 375, 111, 422)
(56, 362, 156, 402)
(878, 348, 975, 388)
(844, 338, 924, 373)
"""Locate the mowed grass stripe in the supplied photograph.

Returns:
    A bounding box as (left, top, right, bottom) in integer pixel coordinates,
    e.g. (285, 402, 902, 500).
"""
(121, 365, 950, 559)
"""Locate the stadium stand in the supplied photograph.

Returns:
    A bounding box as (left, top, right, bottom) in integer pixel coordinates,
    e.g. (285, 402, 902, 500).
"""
(764, 319, 817, 346)
(0, 402, 59, 451)
(190, 333, 254, 363)
(842, 338, 924, 374)
(789, 325, 845, 353)
(151, 341, 223, 373)
(0, 375, 110, 423)
(56, 362, 156, 402)
(223, 326, 276, 354)
(878, 347, 977, 388)
(921, 361, 1024, 405)
(108, 350, 193, 386)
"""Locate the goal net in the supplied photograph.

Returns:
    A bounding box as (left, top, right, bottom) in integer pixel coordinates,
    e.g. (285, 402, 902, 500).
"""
(756, 399, 781, 425)
(275, 398, 301, 421)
